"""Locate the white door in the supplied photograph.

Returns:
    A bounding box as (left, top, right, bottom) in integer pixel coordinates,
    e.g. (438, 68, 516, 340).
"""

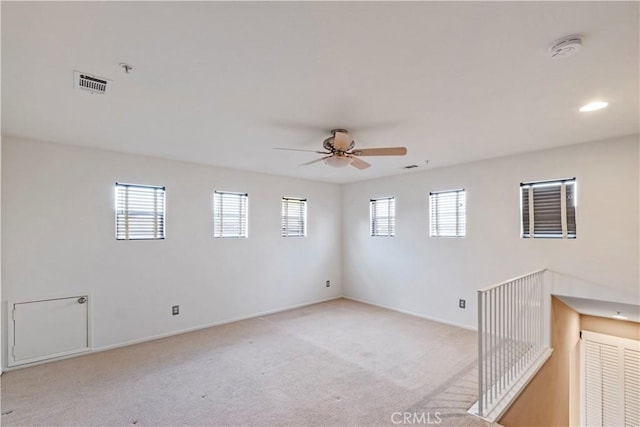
(11, 296, 89, 366)
(582, 330, 640, 427)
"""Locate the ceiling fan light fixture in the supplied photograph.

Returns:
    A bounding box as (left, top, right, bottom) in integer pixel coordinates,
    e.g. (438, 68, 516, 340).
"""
(325, 156, 353, 168)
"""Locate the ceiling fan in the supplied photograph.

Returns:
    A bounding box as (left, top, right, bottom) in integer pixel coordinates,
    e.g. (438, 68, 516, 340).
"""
(276, 129, 407, 170)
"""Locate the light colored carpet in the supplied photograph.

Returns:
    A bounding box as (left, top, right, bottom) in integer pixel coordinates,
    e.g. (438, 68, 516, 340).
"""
(1, 298, 490, 426)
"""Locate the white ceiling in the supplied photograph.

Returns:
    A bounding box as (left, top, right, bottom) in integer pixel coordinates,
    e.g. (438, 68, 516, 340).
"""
(2, 1, 638, 183)
(555, 295, 640, 323)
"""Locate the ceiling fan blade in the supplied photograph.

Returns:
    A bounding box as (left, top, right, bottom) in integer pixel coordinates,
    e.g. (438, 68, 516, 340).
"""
(350, 156, 371, 170)
(275, 147, 329, 154)
(333, 131, 353, 151)
(299, 155, 332, 166)
(351, 147, 407, 156)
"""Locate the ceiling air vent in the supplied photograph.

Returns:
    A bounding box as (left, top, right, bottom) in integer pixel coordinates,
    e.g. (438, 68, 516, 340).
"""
(74, 71, 111, 95)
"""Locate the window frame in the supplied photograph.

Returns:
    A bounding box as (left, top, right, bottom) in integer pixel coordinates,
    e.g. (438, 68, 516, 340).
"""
(281, 197, 307, 237)
(429, 188, 466, 238)
(115, 182, 166, 241)
(520, 177, 576, 239)
(370, 197, 396, 237)
(213, 190, 249, 239)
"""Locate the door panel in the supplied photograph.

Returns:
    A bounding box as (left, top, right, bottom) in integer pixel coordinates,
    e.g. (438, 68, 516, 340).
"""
(13, 296, 89, 365)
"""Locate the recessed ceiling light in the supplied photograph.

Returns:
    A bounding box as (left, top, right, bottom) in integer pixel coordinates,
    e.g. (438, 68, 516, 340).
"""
(612, 312, 628, 320)
(579, 101, 608, 112)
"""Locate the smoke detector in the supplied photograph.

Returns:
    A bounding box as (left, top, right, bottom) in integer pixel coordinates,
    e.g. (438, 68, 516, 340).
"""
(549, 35, 583, 59)
(74, 71, 111, 95)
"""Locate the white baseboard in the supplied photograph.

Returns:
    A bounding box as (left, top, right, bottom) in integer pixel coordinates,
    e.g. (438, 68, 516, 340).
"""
(3, 296, 342, 371)
(343, 295, 477, 331)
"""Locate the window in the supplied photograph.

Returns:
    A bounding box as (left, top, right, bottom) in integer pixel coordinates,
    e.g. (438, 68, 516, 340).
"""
(370, 197, 395, 237)
(521, 178, 576, 238)
(115, 183, 165, 240)
(430, 189, 466, 237)
(213, 191, 248, 238)
(282, 197, 307, 237)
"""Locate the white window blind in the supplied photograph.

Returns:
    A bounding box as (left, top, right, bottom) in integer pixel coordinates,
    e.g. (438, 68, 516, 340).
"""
(370, 197, 395, 237)
(521, 178, 576, 238)
(582, 331, 640, 427)
(282, 197, 307, 237)
(115, 183, 165, 240)
(430, 189, 466, 237)
(213, 191, 248, 238)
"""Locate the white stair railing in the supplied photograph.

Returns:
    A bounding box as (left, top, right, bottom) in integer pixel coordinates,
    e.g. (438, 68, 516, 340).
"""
(469, 269, 553, 422)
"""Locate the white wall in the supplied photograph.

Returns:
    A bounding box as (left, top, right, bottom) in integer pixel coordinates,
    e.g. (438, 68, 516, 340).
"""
(1, 136, 342, 368)
(342, 135, 640, 329)
(3, 134, 638, 367)
(0, 132, 3, 373)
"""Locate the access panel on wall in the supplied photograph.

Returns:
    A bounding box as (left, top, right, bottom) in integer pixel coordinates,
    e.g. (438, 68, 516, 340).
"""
(10, 295, 90, 366)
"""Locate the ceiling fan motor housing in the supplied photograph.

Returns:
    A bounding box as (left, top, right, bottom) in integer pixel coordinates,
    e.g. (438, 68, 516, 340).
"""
(324, 129, 355, 152)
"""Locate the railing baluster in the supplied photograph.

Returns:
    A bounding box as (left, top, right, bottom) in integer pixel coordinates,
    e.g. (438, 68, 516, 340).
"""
(525, 275, 529, 364)
(490, 289, 496, 403)
(517, 278, 520, 372)
(477, 290, 483, 416)
(507, 282, 511, 384)
(535, 273, 539, 352)
(473, 269, 550, 420)
(501, 285, 505, 394)
(499, 285, 503, 395)
(525, 276, 529, 362)
(484, 289, 488, 409)
(524, 277, 528, 362)
(493, 288, 497, 404)
(510, 281, 513, 383)
(498, 288, 501, 395)
(528, 275, 532, 362)
(539, 272, 543, 349)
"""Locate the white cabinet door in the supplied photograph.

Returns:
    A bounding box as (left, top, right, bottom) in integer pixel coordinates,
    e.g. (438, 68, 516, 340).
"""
(582, 331, 640, 427)
(11, 296, 89, 366)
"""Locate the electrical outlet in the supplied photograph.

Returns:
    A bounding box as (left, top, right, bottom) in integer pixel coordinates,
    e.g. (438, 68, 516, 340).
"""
(326, 280, 331, 288)
(459, 299, 466, 309)
(172, 305, 179, 315)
